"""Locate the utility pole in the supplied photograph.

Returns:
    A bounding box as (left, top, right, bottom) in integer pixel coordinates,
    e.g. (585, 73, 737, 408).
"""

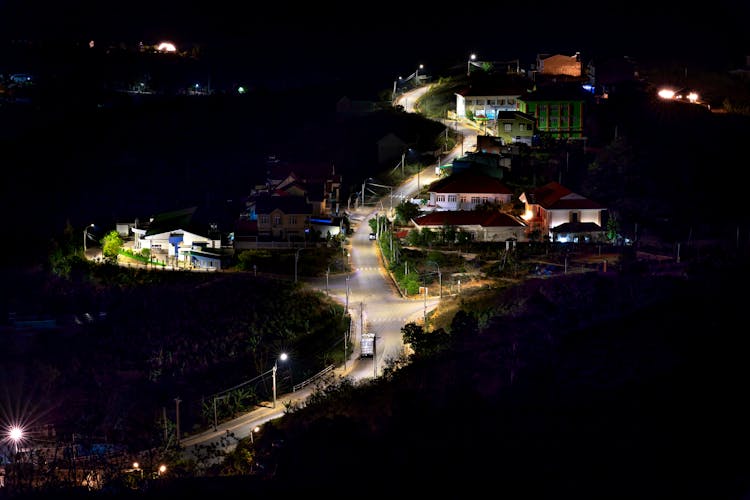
(373, 334, 377, 378)
(174, 397, 181, 446)
(345, 275, 350, 314)
(360, 301, 364, 340)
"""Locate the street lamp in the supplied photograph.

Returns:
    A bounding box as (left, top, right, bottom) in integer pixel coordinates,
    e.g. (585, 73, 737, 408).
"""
(467, 53, 477, 76)
(83, 223, 94, 253)
(249, 425, 260, 444)
(8, 425, 23, 454)
(272, 352, 289, 409)
(345, 274, 350, 313)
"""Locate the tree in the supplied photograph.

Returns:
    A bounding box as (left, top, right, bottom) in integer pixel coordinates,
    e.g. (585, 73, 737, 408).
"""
(401, 322, 450, 357)
(101, 230, 123, 263)
(394, 200, 421, 226)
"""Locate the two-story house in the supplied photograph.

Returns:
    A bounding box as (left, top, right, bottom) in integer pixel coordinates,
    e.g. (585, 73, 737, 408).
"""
(518, 82, 592, 140)
(495, 110, 536, 146)
(519, 181, 606, 242)
(251, 195, 313, 240)
(427, 170, 514, 211)
(454, 82, 526, 120)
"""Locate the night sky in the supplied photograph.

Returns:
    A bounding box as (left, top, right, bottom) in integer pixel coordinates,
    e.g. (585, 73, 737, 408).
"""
(1, 1, 748, 80)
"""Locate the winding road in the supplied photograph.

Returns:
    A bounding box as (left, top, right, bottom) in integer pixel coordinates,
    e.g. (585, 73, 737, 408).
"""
(180, 84, 479, 458)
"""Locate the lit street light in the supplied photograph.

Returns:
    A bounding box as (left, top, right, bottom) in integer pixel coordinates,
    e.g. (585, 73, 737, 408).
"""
(467, 53, 477, 76)
(83, 223, 94, 253)
(8, 425, 23, 454)
(272, 352, 289, 409)
(249, 425, 260, 444)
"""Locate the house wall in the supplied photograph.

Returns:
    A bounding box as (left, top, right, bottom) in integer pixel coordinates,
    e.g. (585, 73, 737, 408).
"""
(496, 118, 534, 146)
(455, 93, 521, 119)
(548, 208, 603, 229)
(257, 209, 308, 238)
(540, 55, 582, 76)
(429, 191, 513, 211)
(415, 223, 526, 242)
(520, 100, 583, 138)
(142, 230, 217, 257)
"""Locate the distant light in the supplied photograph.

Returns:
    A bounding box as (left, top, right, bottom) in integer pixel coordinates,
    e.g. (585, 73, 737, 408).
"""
(157, 42, 177, 53)
(581, 84, 595, 93)
(237, 86, 246, 94)
(686, 92, 699, 103)
(657, 88, 676, 99)
(89, 40, 95, 49)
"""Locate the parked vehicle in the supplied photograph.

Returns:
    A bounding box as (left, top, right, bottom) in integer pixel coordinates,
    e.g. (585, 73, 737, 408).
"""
(361, 333, 375, 357)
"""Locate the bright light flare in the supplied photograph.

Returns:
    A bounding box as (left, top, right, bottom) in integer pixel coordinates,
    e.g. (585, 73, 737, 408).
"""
(657, 88, 676, 99)
(8, 426, 23, 442)
(686, 92, 699, 103)
(157, 42, 177, 53)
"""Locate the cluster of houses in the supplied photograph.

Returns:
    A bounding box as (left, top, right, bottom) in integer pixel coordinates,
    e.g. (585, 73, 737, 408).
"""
(114, 51, 624, 268)
(117, 158, 345, 270)
(410, 168, 607, 244)
(118, 161, 608, 272)
(454, 52, 640, 146)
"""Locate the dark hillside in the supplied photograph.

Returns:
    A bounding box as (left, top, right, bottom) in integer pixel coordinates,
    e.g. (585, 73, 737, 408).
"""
(242, 267, 750, 497)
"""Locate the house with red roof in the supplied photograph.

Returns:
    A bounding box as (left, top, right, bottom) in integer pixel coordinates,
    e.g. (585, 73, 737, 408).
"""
(519, 181, 607, 242)
(426, 170, 514, 211)
(411, 210, 527, 242)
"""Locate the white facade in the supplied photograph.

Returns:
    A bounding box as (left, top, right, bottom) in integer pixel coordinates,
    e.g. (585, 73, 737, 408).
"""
(456, 92, 522, 119)
(137, 229, 219, 262)
(428, 191, 513, 211)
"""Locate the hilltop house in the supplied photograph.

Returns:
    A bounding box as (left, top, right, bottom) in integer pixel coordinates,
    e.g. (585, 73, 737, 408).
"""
(518, 82, 593, 140)
(454, 82, 526, 120)
(519, 181, 606, 242)
(535, 52, 583, 78)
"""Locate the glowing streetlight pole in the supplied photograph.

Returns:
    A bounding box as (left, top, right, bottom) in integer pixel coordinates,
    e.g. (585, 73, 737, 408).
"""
(272, 352, 289, 409)
(467, 53, 477, 76)
(9, 426, 23, 454)
(83, 223, 94, 253)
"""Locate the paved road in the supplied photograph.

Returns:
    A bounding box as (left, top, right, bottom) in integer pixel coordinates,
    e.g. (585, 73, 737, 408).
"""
(179, 84, 468, 458)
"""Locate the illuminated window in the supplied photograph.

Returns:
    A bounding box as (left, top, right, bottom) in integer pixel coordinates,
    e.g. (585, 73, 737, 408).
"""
(447, 195, 457, 203)
(436, 195, 446, 202)
(504, 123, 512, 132)
(273, 216, 281, 225)
(260, 215, 269, 224)
(289, 215, 297, 225)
